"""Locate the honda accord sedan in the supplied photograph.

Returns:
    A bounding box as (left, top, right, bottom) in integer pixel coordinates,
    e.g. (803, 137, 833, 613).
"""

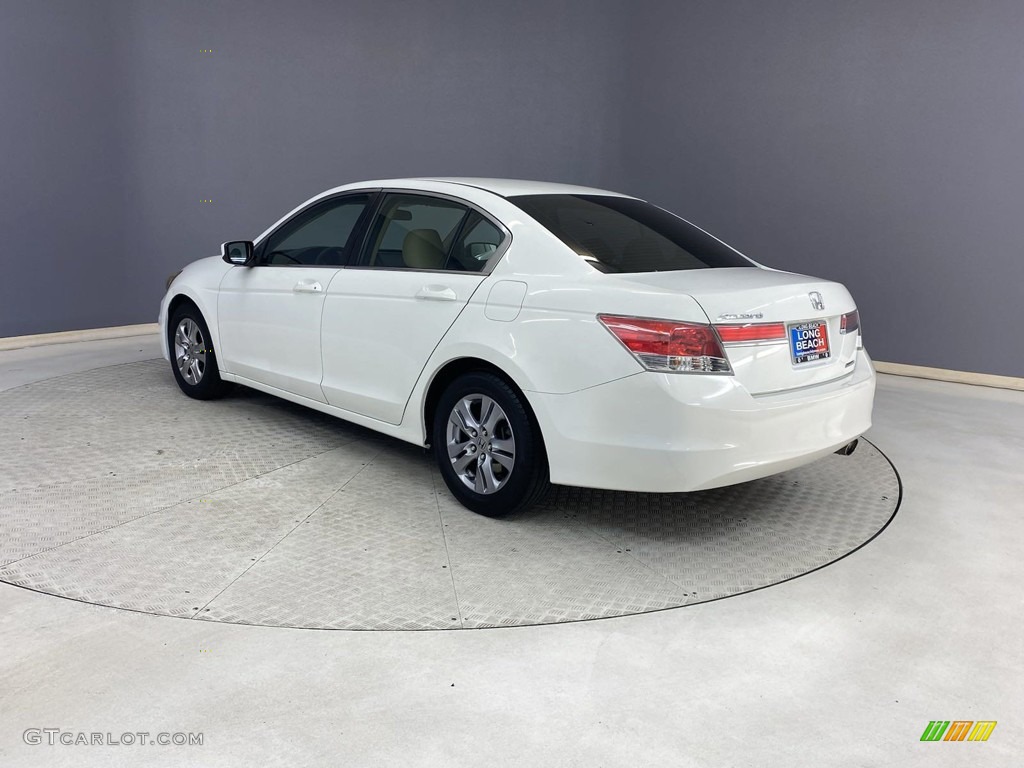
(159, 178, 874, 516)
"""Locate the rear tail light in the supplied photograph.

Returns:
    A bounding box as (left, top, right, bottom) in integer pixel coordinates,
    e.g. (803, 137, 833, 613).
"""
(714, 322, 786, 344)
(840, 309, 860, 335)
(598, 314, 731, 373)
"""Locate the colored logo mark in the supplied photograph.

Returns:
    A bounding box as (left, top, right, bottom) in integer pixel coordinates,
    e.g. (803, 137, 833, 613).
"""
(920, 720, 997, 742)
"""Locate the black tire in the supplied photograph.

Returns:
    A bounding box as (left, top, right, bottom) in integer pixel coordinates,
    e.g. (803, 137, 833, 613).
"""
(167, 303, 232, 400)
(433, 372, 549, 517)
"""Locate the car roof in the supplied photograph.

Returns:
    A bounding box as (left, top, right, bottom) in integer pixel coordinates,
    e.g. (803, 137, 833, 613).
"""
(304, 178, 637, 206)
(417, 177, 635, 198)
(254, 178, 638, 245)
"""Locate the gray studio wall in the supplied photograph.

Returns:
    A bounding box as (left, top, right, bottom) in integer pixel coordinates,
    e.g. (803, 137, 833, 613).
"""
(0, 0, 630, 337)
(619, 0, 1024, 377)
(2, 1, 1022, 378)
(0, 0, 129, 335)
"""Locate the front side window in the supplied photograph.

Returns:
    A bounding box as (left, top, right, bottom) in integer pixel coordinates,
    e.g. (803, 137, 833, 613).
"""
(361, 194, 504, 272)
(508, 194, 754, 273)
(261, 193, 372, 266)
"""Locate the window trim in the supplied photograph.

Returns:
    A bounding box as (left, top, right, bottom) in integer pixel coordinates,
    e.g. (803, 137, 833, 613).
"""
(253, 189, 382, 269)
(347, 188, 512, 276)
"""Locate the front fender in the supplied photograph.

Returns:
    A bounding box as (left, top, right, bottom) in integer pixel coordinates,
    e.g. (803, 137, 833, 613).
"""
(158, 256, 232, 362)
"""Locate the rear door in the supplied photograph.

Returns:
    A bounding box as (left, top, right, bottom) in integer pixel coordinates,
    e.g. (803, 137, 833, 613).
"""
(320, 192, 506, 424)
(217, 192, 375, 401)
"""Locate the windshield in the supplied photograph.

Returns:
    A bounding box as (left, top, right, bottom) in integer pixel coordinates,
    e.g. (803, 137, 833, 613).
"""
(508, 194, 754, 273)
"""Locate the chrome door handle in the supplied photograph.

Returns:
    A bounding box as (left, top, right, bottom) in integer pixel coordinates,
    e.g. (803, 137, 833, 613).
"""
(415, 284, 457, 302)
(293, 280, 323, 294)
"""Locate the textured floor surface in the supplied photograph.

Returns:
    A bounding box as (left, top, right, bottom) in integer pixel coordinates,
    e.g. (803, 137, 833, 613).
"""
(0, 359, 899, 629)
(1, 336, 1019, 768)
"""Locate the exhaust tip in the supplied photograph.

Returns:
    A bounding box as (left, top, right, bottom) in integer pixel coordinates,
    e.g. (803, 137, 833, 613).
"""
(834, 438, 859, 457)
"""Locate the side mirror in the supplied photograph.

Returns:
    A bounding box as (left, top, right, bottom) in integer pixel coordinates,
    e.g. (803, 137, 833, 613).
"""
(221, 240, 255, 266)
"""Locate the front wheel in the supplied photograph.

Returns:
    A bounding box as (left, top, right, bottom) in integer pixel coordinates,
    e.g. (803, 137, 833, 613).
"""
(168, 304, 232, 400)
(433, 372, 549, 517)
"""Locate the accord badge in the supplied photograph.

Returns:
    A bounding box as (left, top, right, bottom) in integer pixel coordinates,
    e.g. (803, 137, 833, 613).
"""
(717, 312, 764, 320)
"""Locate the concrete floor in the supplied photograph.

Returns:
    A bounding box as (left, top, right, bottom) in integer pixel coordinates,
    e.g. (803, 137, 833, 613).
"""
(0, 335, 1020, 767)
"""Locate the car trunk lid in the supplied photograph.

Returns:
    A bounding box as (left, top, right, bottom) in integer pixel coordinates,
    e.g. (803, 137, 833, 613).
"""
(613, 268, 861, 395)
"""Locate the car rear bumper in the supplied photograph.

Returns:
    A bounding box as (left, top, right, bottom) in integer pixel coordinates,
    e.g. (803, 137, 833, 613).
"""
(529, 349, 876, 493)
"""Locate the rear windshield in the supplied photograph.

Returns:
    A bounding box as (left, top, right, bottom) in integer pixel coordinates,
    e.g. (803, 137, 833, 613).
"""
(508, 194, 753, 273)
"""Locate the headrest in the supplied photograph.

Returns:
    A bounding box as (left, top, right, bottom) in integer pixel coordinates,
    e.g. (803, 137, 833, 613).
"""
(402, 229, 446, 269)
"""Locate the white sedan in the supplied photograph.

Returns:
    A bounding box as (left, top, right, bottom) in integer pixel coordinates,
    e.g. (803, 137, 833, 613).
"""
(159, 178, 874, 516)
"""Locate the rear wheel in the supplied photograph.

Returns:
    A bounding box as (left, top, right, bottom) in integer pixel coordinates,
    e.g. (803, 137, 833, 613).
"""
(168, 304, 232, 400)
(433, 372, 549, 517)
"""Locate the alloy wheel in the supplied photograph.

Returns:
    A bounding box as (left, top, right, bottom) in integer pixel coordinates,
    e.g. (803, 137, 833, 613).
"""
(446, 394, 516, 494)
(174, 318, 207, 385)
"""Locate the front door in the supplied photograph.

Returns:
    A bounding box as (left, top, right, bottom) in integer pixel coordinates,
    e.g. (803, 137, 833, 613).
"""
(217, 192, 374, 401)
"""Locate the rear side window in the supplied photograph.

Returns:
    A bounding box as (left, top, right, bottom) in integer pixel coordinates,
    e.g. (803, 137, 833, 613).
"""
(508, 194, 753, 273)
(363, 194, 469, 270)
(361, 193, 505, 272)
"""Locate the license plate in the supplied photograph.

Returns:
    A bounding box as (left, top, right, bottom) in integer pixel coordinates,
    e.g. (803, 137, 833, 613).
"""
(789, 321, 831, 364)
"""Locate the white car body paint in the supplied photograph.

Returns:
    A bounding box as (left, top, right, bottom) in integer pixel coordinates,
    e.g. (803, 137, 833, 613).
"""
(160, 178, 874, 493)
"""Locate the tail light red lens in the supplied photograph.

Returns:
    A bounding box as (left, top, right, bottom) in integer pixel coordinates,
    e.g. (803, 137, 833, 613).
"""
(714, 322, 786, 344)
(840, 309, 860, 334)
(598, 315, 732, 373)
